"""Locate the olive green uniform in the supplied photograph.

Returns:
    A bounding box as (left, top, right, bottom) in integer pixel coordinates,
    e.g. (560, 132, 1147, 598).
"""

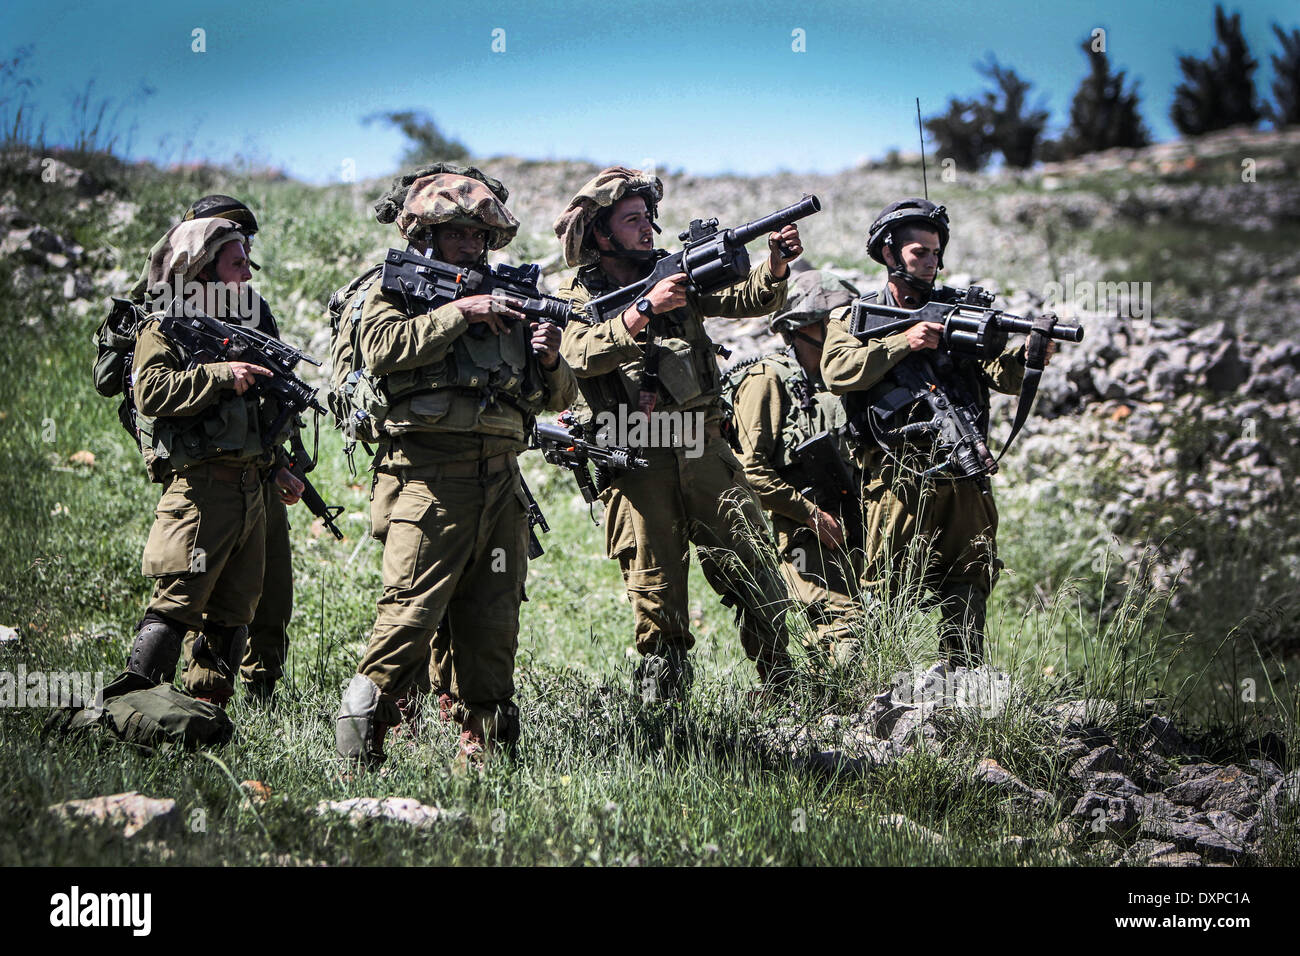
(342, 273, 577, 729)
(557, 262, 793, 672)
(821, 287, 1026, 664)
(730, 350, 863, 662)
(132, 319, 281, 698)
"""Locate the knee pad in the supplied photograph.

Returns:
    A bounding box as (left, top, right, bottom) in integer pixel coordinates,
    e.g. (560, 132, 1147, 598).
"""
(125, 617, 184, 685)
(336, 673, 383, 760)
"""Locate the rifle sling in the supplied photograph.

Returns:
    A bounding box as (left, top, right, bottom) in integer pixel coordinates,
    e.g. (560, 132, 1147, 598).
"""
(992, 314, 1055, 465)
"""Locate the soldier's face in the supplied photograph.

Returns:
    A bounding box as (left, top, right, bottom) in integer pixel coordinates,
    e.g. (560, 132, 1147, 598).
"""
(596, 196, 654, 253)
(211, 240, 252, 285)
(886, 228, 941, 281)
(433, 224, 489, 266)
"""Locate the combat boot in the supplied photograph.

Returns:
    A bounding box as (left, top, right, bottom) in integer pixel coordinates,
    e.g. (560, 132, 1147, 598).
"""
(452, 701, 520, 772)
(633, 647, 694, 704)
(750, 648, 797, 710)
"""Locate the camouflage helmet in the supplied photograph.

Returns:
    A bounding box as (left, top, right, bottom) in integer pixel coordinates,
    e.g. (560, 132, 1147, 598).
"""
(770, 269, 860, 335)
(145, 218, 249, 293)
(396, 173, 519, 250)
(553, 166, 664, 267)
(184, 195, 259, 235)
(866, 198, 950, 266)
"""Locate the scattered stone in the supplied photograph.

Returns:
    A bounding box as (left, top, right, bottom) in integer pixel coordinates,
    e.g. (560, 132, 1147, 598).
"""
(1138, 714, 1186, 757)
(1068, 745, 1125, 780)
(1149, 851, 1204, 868)
(47, 792, 180, 839)
(972, 758, 1056, 814)
(1072, 791, 1139, 841)
(888, 705, 939, 749)
(1082, 772, 1143, 796)
(1164, 765, 1259, 816)
(1137, 817, 1244, 861)
(314, 796, 463, 829)
(1204, 340, 1248, 393)
(1049, 698, 1117, 733)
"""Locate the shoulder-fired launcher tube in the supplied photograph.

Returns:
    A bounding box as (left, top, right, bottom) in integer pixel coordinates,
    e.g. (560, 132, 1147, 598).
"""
(728, 195, 822, 246)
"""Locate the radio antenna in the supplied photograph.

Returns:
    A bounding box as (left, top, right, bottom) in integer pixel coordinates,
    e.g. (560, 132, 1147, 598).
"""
(916, 97, 929, 200)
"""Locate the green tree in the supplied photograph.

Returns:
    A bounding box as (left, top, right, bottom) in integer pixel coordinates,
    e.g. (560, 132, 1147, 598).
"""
(365, 110, 469, 164)
(1060, 38, 1151, 157)
(1266, 23, 1300, 126)
(978, 56, 1051, 168)
(1170, 5, 1262, 135)
(924, 96, 996, 173)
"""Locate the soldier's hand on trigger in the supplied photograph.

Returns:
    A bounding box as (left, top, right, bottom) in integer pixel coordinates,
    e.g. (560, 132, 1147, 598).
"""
(768, 224, 803, 278)
(623, 273, 689, 335)
(808, 508, 845, 549)
(906, 321, 944, 351)
(228, 361, 273, 395)
(1044, 340, 1058, 366)
(274, 467, 304, 506)
(531, 320, 562, 369)
(455, 293, 523, 335)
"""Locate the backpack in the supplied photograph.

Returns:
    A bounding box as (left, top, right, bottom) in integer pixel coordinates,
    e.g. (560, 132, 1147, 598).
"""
(45, 680, 234, 752)
(326, 265, 387, 465)
(92, 297, 149, 443)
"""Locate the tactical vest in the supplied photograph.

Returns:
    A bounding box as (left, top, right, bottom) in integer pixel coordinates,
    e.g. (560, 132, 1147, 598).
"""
(843, 289, 996, 456)
(567, 263, 722, 423)
(133, 320, 276, 482)
(727, 350, 852, 478)
(328, 265, 549, 447)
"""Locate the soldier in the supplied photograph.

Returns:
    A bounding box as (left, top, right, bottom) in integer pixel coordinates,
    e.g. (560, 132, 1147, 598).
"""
(552, 166, 802, 701)
(333, 165, 576, 767)
(105, 217, 301, 706)
(129, 196, 301, 704)
(729, 268, 864, 669)
(821, 199, 1054, 666)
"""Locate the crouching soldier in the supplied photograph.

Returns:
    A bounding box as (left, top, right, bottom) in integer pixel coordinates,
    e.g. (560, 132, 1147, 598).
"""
(728, 269, 865, 670)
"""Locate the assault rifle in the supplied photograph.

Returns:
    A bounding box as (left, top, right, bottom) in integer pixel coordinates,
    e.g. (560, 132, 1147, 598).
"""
(157, 310, 346, 534)
(788, 431, 864, 549)
(287, 429, 345, 541)
(381, 248, 575, 328)
(520, 478, 549, 560)
(581, 195, 823, 324)
(533, 412, 649, 504)
(158, 309, 327, 435)
(847, 286, 1085, 483)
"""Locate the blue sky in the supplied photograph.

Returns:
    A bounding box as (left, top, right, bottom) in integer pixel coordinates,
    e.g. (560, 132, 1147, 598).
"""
(2, 0, 1295, 182)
